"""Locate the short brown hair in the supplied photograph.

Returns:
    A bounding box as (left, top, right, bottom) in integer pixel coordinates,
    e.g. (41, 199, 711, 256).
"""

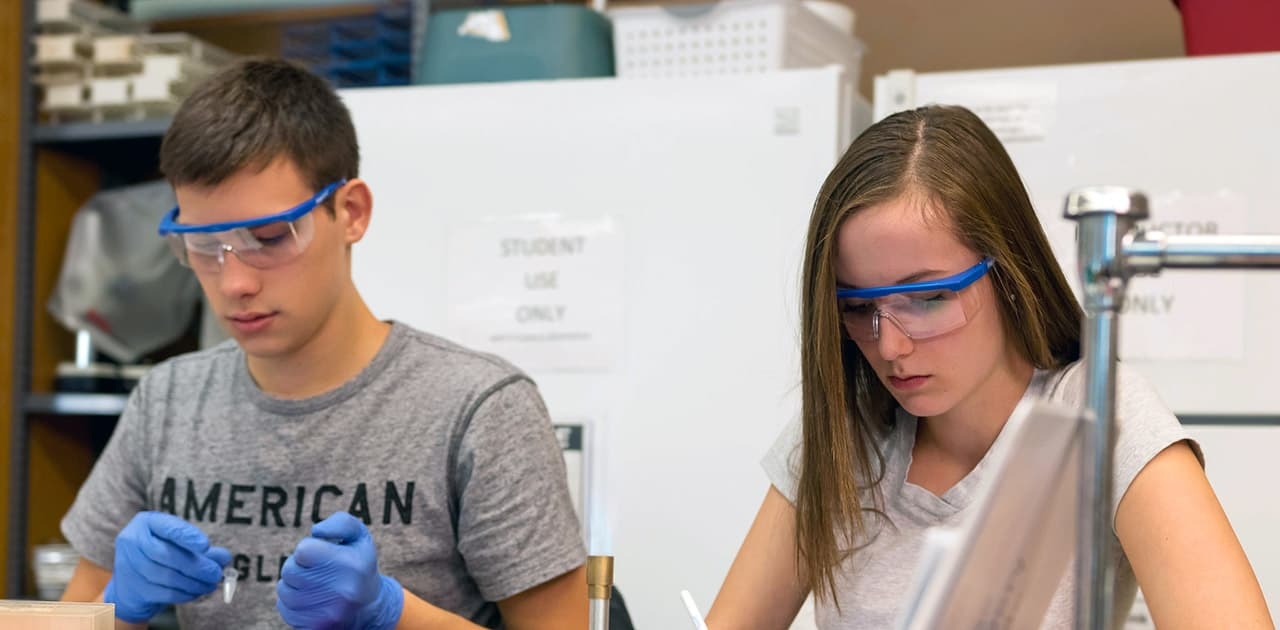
(159, 58, 359, 193)
(795, 105, 1082, 607)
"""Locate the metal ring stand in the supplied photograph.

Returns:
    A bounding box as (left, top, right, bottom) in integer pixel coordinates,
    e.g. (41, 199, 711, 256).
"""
(1066, 186, 1280, 629)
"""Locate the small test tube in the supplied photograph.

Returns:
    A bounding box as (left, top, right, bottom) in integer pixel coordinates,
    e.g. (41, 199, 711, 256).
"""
(222, 567, 238, 604)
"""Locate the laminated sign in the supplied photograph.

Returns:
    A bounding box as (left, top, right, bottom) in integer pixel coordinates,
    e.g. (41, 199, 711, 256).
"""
(446, 215, 624, 372)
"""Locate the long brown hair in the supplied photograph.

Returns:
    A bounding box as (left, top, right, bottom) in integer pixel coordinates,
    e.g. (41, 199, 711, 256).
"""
(795, 105, 1083, 605)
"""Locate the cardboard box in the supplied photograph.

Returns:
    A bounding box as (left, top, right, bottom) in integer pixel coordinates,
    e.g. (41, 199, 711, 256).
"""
(0, 600, 113, 629)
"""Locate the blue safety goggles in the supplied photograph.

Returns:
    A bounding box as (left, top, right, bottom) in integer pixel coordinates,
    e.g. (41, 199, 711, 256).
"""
(836, 257, 994, 341)
(158, 179, 346, 271)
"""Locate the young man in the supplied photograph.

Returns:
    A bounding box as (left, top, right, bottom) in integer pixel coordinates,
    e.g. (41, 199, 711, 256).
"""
(59, 58, 587, 629)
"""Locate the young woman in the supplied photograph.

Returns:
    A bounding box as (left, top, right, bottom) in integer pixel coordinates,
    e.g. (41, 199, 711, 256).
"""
(707, 105, 1272, 629)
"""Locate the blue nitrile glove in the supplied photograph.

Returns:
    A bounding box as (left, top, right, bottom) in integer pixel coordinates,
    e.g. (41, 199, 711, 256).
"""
(103, 511, 232, 623)
(276, 511, 404, 630)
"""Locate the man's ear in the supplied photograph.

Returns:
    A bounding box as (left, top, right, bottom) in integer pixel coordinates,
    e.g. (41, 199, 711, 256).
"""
(335, 178, 373, 245)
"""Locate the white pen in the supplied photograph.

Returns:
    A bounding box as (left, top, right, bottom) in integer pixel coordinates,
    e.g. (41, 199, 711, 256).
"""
(680, 589, 710, 630)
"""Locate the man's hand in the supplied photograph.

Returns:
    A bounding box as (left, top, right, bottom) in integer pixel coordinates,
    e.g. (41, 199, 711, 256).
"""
(104, 511, 231, 623)
(276, 512, 404, 630)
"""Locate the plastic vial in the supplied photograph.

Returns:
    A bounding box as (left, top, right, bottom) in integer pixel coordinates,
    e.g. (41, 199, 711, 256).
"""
(222, 567, 238, 604)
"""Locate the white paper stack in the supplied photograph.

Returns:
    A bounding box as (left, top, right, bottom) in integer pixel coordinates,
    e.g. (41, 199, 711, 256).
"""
(894, 398, 1091, 630)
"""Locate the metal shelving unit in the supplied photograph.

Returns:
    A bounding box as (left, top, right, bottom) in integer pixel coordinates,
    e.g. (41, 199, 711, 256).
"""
(7, 0, 169, 597)
(1179, 415, 1280, 427)
(23, 394, 130, 417)
(8, 0, 40, 600)
(32, 118, 172, 144)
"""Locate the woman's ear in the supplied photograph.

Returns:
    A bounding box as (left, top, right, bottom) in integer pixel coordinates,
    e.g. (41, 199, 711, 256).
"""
(335, 178, 373, 245)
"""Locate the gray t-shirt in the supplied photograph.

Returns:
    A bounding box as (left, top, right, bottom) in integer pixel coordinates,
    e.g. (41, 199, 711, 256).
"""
(763, 361, 1201, 630)
(62, 321, 585, 629)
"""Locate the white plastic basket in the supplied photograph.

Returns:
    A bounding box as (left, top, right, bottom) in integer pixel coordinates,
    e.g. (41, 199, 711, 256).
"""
(609, 0, 863, 80)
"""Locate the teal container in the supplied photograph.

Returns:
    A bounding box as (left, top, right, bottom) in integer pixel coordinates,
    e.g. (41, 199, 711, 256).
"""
(416, 4, 614, 84)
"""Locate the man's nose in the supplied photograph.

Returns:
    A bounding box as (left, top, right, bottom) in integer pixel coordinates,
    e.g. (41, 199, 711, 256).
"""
(216, 248, 262, 300)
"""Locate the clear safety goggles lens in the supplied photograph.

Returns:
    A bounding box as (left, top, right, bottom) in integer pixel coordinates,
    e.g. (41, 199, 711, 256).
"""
(158, 179, 345, 273)
(840, 288, 982, 342)
(165, 213, 315, 272)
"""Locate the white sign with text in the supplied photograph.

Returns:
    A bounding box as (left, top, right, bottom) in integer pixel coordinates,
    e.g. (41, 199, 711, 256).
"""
(446, 215, 624, 372)
(1039, 191, 1246, 361)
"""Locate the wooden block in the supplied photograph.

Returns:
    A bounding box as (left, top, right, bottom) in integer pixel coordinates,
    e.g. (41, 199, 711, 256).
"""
(130, 75, 167, 103)
(43, 82, 85, 108)
(86, 77, 130, 106)
(34, 34, 88, 65)
(137, 33, 235, 67)
(141, 54, 185, 82)
(92, 35, 137, 64)
(0, 600, 113, 629)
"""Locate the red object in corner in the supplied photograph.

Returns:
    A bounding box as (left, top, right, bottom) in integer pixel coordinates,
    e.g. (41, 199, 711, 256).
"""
(1174, 0, 1280, 55)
